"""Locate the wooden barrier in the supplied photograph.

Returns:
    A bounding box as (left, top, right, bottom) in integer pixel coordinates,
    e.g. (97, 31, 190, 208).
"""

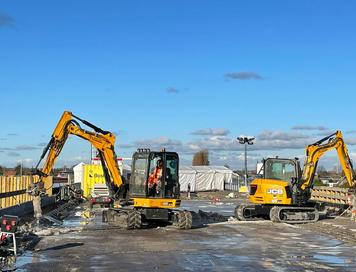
(0, 176, 53, 209)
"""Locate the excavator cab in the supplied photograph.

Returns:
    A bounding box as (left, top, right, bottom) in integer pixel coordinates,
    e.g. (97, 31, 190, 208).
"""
(105, 149, 190, 229)
(129, 149, 180, 199)
(263, 158, 302, 184)
(105, 149, 191, 229)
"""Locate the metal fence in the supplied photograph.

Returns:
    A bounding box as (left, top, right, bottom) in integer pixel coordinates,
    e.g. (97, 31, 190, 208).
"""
(224, 176, 242, 191)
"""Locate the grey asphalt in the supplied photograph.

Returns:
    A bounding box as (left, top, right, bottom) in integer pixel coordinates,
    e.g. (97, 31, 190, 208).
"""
(15, 200, 356, 271)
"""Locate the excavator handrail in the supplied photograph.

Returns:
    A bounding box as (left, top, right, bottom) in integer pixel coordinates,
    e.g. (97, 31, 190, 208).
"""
(34, 111, 123, 196)
(300, 130, 355, 190)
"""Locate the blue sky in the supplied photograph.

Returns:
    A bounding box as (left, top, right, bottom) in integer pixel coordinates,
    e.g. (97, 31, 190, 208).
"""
(1, 0, 356, 169)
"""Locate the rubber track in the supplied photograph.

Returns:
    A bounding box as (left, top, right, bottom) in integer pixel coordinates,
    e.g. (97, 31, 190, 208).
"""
(270, 206, 319, 224)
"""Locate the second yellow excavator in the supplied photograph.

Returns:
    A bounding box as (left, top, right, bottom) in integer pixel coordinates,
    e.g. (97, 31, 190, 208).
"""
(31, 111, 192, 229)
(235, 131, 356, 223)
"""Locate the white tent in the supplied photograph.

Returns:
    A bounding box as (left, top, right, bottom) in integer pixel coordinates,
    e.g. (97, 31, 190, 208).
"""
(179, 166, 233, 192)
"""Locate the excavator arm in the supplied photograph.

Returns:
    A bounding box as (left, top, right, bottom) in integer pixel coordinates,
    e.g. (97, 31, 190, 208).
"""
(300, 131, 355, 190)
(34, 111, 123, 194)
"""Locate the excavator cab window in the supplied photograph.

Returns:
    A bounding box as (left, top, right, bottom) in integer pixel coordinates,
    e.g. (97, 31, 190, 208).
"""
(130, 150, 180, 199)
(148, 153, 164, 198)
(130, 153, 149, 197)
(164, 154, 179, 198)
(147, 152, 180, 198)
(264, 158, 297, 183)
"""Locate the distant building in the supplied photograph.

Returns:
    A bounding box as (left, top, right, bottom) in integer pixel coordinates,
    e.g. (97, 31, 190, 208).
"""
(3, 169, 16, 176)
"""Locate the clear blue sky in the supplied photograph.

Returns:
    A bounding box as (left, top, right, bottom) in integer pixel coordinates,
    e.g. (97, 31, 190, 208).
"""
(1, 0, 356, 169)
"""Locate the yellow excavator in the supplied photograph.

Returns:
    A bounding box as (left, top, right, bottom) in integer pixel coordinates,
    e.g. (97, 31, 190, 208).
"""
(235, 131, 356, 223)
(31, 111, 192, 229)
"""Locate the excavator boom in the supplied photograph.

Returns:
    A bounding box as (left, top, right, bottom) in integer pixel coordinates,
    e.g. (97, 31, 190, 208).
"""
(301, 131, 355, 190)
(34, 111, 123, 194)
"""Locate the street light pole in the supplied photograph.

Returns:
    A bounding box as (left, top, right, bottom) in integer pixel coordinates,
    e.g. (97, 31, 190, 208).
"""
(243, 141, 248, 188)
(237, 136, 255, 188)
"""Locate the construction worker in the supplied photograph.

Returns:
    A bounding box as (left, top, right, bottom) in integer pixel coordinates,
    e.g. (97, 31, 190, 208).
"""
(148, 159, 163, 196)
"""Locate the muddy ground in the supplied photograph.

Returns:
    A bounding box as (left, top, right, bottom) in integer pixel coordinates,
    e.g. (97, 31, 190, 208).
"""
(7, 198, 356, 272)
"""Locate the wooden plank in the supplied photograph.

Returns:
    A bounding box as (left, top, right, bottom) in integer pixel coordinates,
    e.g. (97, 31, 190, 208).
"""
(5, 177, 9, 208)
(27, 176, 32, 202)
(25, 177, 29, 202)
(12, 177, 16, 206)
(10, 177, 14, 206)
(0, 178, 4, 208)
(16, 176, 20, 205)
(10, 177, 14, 207)
(8, 177, 11, 208)
(20, 176, 24, 204)
(23, 176, 27, 203)
(2, 177, 6, 208)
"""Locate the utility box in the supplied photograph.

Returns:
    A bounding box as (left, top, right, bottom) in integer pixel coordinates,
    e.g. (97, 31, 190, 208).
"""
(82, 165, 106, 198)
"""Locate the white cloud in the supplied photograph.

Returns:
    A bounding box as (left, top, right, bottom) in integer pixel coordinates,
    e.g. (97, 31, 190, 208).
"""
(225, 71, 263, 80)
(191, 128, 230, 136)
(292, 125, 329, 131)
(135, 137, 183, 151)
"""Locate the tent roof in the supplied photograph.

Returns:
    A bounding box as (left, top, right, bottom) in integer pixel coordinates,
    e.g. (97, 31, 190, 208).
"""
(180, 166, 197, 174)
(180, 165, 233, 174)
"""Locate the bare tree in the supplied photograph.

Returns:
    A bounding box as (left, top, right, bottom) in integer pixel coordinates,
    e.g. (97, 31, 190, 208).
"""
(14, 164, 22, 176)
(192, 150, 210, 166)
(317, 165, 328, 177)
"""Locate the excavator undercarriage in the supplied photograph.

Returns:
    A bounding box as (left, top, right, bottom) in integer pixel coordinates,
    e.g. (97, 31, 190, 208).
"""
(102, 208, 193, 229)
(235, 204, 319, 224)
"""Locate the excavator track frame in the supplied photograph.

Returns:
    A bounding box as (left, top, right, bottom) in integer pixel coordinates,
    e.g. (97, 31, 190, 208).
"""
(269, 206, 319, 224)
(235, 204, 319, 224)
(104, 208, 193, 229)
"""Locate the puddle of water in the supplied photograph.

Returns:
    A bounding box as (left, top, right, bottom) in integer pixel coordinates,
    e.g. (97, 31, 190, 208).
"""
(62, 210, 94, 228)
(180, 200, 236, 216)
(314, 254, 351, 266)
(15, 250, 47, 271)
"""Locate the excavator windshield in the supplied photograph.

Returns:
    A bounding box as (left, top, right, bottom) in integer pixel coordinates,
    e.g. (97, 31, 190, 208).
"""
(264, 158, 298, 182)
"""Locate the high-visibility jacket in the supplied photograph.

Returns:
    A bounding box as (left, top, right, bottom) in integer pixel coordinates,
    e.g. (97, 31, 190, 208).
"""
(148, 167, 162, 187)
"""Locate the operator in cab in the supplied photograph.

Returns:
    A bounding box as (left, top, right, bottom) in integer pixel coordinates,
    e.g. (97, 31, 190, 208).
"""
(148, 159, 163, 196)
